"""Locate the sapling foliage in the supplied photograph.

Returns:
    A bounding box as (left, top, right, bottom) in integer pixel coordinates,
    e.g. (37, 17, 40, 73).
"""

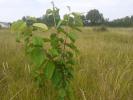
(11, 3, 82, 100)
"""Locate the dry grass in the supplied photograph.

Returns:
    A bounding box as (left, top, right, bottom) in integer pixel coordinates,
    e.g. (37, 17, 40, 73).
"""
(0, 28, 133, 100)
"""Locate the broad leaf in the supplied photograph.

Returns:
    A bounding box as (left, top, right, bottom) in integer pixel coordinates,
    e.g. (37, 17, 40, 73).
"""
(52, 69, 62, 87)
(44, 61, 55, 79)
(50, 48, 59, 57)
(56, 20, 63, 29)
(43, 37, 50, 42)
(30, 47, 45, 66)
(71, 26, 81, 32)
(57, 27, 67, 34)
(33, 23, 48, 31)
(16, 33, 21, 42)
(66, 59, 75, 65)
(67, 32, 77, 42)
(66, 43, 79, 52)
(11, 20, 27, 33)
(32, 36, 44, 47)
(50, 33, 59, 48)
(59, 88, 66, 98)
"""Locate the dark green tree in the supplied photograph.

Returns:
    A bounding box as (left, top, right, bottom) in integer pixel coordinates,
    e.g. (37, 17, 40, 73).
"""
(130, 16, 133, 26)
(86, 9, 104, 25)
(80, 14, 90, 26)
(108, 16, 133, 27)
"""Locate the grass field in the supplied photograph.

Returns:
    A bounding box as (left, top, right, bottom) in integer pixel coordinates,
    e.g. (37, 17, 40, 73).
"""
(0, 27, 133, 100)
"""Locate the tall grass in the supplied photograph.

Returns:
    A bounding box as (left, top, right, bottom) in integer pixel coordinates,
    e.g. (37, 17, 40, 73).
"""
(0, 28, 133, 100)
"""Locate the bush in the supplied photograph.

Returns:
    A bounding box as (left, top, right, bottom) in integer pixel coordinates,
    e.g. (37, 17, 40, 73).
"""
(93, 25, 108, 32)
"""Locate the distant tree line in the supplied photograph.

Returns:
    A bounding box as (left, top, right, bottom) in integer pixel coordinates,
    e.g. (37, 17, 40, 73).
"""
(106, 16, 133, 27)
(22, 8, 83, 27)
(22, 8, 133, 27)
(81, 9, 133, 27)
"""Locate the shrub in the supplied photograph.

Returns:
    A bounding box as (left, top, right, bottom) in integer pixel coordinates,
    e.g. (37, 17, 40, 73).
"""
(93, 25, 108, 32)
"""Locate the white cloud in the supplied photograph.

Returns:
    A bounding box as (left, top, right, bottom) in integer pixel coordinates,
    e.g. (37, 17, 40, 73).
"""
(0, 0, 133, 22)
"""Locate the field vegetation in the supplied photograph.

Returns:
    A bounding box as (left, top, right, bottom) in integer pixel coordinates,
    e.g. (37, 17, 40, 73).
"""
(0, 27, 133, 100)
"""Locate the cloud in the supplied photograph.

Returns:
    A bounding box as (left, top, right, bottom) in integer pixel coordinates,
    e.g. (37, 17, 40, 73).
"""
(0, 0, 133, 22)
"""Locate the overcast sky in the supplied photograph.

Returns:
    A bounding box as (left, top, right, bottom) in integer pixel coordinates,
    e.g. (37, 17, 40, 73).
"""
(0, 0, 133, 22)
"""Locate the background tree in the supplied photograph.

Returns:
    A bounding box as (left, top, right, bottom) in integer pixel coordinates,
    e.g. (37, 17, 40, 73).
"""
(131, 16, 133, 26)
(36, 17, 43, 23)
(86, 9, 104, 25)
(21, 8, 133, 27)
(80, 14, 89, 26)
(108, 16, 133, 27)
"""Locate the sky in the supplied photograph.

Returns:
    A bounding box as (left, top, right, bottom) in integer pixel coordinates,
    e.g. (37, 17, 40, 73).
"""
(0, 0, 133, 22)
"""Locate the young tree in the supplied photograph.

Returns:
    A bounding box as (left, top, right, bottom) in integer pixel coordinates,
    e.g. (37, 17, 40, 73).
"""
(11, 3, 82, 100)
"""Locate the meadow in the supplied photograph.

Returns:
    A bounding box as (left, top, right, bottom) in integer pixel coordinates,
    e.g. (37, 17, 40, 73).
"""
(0, 27, 133, 100)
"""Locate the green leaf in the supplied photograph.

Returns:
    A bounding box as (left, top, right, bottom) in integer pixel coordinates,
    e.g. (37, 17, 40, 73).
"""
(66, 86, 75, 100)
(66, 67, 74, 79)
(30, 47, 45, 66)
(57, 27, 67, 34)
(56, 20, 63, 29)
(52, 69, 62, 87)
(67, 32, 77, 42)
(66, 43, 79, 52)
(33, 23, 48, 31)
(58, 38, 64, 43)
(43, 38, 50, 42)
(23, 26, 33, 36)
(50, 33, 59, 48)
(44, 61, 55, 79)
(71, 26, 81, 32)
(16, 33, 21, 42)
(50, 48, 59, 57)
(66, 59, 75, 65)
(59, 88, 66, 98)
(16, 37, 20, 42)
(32, 36, 44, 47)
(11, 20, 27, 33)
(66, 51, 73, 58)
